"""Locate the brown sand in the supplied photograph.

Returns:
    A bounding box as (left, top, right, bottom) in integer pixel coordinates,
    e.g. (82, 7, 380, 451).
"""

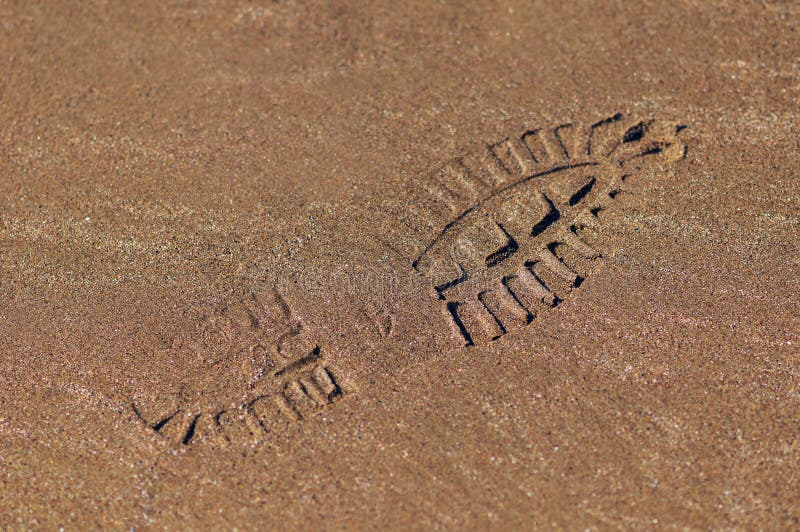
(1, 1, 799, 528)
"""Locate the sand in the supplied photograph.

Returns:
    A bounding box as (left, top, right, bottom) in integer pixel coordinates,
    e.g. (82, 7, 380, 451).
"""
(1, 0, 799, 528)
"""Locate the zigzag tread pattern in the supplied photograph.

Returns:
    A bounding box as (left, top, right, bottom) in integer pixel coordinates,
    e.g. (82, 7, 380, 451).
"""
(407, 114, 686, 347)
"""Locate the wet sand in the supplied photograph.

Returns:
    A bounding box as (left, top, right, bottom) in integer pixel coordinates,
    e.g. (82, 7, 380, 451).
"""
(1, 1, 799, 528)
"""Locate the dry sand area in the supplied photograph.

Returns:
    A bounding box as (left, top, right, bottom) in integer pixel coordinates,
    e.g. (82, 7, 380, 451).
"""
(1, 0, 799, 528)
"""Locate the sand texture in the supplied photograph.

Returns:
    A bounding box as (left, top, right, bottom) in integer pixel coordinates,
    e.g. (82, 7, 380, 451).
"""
(1, 1, 799, 528)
